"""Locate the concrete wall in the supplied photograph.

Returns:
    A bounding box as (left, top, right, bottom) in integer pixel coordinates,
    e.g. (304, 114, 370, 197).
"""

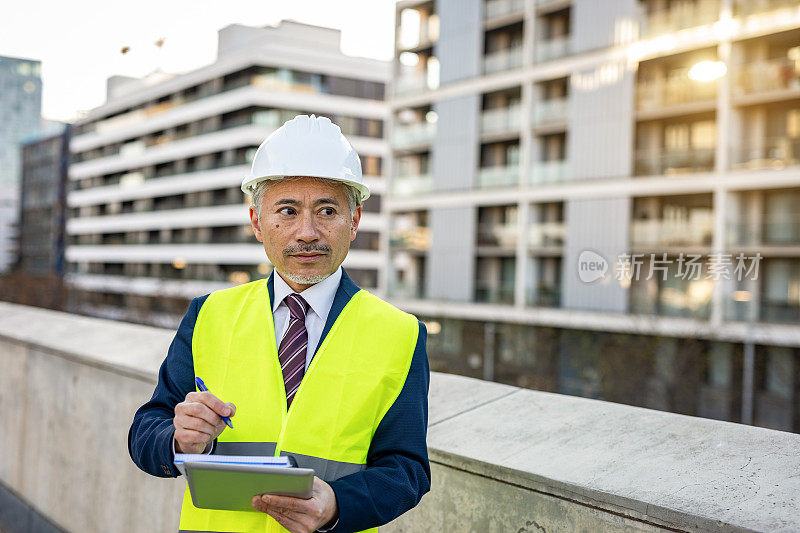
(0, 303, 184, 533)
(1, 302, 799, 532)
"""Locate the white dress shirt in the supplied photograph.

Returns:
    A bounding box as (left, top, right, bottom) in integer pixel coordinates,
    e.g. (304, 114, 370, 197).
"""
(272, 265, 342, 370)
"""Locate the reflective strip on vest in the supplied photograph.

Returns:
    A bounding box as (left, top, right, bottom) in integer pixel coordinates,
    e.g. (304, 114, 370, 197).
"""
(178, 278, 417, 533)
(215, 442, 277, 456)
(214, 443, 366, 481)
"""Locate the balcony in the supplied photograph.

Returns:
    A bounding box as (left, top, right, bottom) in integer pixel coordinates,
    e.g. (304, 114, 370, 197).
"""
(477, 223, 518, 248)
(734, 57, 800, 96)
(388, 281, 426, 299)
(735, 0, 800, 17)
(529, 221, 565, 248)
(526, 285, 561, 307)
(634, 147, 715, 176)
(390, 226, 430, 252)
(731, 136, 800, 171)
(727, 216, 800, 247)
(484, 46, 524, 74)
(475, 282, 516, 304)
(392, 122, 436, 149)
(531, 98, 568, 128)
(529, 159, 569, 185)
(760, 299, 800, 324)
(477, 164, 520, 188)
(394, 72, 431, 96)
(480, 105, 522, 135)
(639, 0, 720, 38)
(636, 77, 717, 110)
(535, 36, 571, 63)
(251, 73, 320, 95)
(392, 174, 433, 196)
(631, 218, 714, 248)
(485, 0, 525, 21)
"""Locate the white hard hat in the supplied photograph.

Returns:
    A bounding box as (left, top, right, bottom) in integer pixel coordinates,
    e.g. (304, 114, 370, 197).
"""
(241, 114, 370, 203)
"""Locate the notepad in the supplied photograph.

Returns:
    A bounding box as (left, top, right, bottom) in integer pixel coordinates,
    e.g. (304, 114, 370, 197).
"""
(174, 454, 292, 476)
(180, 457, 315, 510)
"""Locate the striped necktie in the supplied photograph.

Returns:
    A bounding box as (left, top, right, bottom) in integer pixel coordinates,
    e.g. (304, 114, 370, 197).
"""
(278, 293, 309, 408)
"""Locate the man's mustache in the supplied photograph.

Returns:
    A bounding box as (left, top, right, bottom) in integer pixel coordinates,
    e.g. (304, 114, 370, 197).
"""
(284, 244, 331, 255)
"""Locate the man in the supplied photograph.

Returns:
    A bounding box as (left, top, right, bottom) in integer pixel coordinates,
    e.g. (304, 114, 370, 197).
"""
(128, 115, 431, 533)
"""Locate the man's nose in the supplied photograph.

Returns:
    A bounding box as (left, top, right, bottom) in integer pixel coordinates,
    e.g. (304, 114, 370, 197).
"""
(295, 211, 320, 242)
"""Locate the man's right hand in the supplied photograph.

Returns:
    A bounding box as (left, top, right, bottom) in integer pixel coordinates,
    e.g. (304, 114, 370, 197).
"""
(173, 391, 236, 454)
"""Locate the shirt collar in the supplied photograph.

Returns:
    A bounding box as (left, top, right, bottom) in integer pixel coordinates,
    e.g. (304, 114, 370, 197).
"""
(272, 265, 343, 323)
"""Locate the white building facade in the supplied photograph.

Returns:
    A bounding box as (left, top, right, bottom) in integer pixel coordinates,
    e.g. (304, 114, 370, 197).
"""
(388, 0, 800, 431)
(66, 21, 390, 327)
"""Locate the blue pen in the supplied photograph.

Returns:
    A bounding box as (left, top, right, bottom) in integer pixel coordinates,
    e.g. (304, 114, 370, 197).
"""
(195, 377, 234, 429)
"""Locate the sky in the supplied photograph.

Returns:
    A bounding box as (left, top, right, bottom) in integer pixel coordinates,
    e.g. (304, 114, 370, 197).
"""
(1, 0, 397, 122)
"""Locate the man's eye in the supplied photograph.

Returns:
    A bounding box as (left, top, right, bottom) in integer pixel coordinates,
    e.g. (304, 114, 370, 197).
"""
(279, 207, 295, 215)
(321, 207, 335, 215)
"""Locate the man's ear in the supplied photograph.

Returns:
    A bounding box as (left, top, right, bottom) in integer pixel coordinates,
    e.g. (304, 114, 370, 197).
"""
(350, 204, 362, 241)
(249, 206, 263, 242)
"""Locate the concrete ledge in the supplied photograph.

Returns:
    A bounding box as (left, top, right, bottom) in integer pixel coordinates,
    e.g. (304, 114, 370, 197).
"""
(1, 302, 799, 532)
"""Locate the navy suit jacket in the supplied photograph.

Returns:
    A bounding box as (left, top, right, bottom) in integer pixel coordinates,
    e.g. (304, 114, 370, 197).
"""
(128, 268, 431, 532)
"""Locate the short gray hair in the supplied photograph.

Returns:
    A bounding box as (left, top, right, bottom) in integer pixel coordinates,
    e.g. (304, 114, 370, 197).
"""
(250, 176, 360, 221)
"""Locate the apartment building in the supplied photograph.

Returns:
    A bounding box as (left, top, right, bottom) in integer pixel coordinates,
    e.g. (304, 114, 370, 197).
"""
(0, 55, 43, 273)
(388, 0, 800, 431)
(17, 124, 70, 276)
(66, 21, 389, 327)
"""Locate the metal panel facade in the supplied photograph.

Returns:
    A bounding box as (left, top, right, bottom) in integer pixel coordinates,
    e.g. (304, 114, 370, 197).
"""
(426, 206, 476, 301)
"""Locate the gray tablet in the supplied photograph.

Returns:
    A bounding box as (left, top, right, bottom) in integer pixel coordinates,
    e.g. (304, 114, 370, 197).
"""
(184, 461, 314, 512)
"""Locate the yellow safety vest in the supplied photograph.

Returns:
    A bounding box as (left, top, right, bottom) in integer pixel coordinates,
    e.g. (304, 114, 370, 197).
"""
(178, 277, 419, 533)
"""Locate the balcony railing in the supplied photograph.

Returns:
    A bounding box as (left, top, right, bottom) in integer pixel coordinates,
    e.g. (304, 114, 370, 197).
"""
(531, 98, 568, 127)
(485, 0, 525, 21)
(735, 0, 800, 17)
(529, 160, 569, 185)
(535, 36, 571, 63)
(477, 164, 520, 188)
(390, 226, 430, 251)
(727, 215, 800, 246)
(760, 300, 800, 324)
(475, 282, 516, 304)
(634, 147, 715, 176)
(388, 281, 426, 299)
(477, 223, 518, 248)
(526, 285, 561, 308)
(731, 136, 800, 170)
(631, 218, 714, 248)
(636, 77, 718, 109)
(251, 73, 319, 95)
(734, 57, 800, 95)
(392, 122, 437, 149)
(392, 174, 433, 196)
(529, 222, 565, 247)
(484, 46, 524, 74)
(639, 0, 720, 38)
(480, 105, 522, 134)
(394, 71, 430, 96)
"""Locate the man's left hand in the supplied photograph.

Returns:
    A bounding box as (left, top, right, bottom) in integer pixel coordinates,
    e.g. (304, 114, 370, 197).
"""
(251, 476, 338, 533)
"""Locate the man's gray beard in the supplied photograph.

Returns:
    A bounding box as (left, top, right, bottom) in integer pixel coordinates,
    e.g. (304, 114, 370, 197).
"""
(278, 268, 331, 286)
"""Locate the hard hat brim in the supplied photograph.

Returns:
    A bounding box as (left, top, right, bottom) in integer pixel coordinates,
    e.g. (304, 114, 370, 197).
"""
(241, 174, 371, 204)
